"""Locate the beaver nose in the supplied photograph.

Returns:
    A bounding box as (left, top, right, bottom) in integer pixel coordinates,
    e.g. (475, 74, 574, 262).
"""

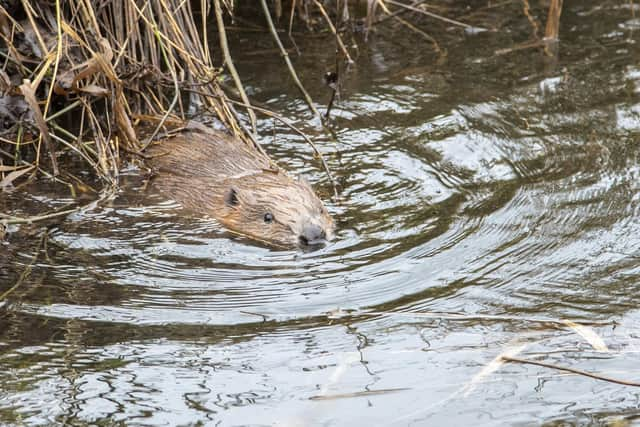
(299, 223, 327, 246)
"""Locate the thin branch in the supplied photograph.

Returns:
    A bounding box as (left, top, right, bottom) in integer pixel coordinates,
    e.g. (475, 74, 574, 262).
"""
(259, 0, 321, 119)
(310, 388, 410, 401)
(1, 206, 83, 225)
(494, 39, 546, 56)
(312, 0, 354, 64)
(385, 0, 479, 30)
(374, 0, 430, 25)
(287, 2, 301, 57)
(502, 356, 640, 387)
(361, 310, 612, 326)
(141, 29, 180, 151)
(213, 0, 257, 134)
(377, 0, 441, 53)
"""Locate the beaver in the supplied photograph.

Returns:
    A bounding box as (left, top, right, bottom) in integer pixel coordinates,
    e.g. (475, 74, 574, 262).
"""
(146, 123, 334, 248)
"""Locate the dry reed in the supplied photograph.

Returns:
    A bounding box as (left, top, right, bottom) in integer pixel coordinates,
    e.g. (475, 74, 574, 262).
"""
(0, 0, 243, 190)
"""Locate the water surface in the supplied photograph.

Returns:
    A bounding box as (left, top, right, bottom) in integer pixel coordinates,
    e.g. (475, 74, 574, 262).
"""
(3, 2, 640, 425)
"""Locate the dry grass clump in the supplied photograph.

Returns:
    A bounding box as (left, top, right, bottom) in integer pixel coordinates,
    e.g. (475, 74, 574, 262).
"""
(0, 0, 243, 190)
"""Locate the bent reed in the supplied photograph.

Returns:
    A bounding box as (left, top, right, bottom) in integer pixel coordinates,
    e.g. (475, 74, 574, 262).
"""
(0, 0, 248, 192)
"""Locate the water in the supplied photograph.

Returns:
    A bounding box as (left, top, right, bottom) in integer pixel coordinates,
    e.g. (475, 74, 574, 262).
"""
(3, 1, 640, 425)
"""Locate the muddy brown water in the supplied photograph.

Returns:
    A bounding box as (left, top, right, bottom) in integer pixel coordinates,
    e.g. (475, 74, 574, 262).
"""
(4, 2, 640, 425)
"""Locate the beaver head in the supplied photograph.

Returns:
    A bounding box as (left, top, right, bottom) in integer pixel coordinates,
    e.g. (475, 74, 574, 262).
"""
(219, 172, 334, 248)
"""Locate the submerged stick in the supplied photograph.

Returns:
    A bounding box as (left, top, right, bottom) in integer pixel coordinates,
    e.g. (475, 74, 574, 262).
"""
(259, 0, 321, 119)
(494, 39, 546, 56)
(213, 0, 257, 134)
(502, 356, 640, 387)
(356, 310, 613, 326)
(462, 344, 528, 397)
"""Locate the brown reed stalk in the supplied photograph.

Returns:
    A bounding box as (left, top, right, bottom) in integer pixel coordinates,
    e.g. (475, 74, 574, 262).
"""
(544, 0, 563, 40)
(1, 0, 243, 186)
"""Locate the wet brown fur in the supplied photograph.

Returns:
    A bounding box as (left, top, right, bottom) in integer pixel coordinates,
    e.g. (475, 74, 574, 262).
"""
(147, 123, 334, 248)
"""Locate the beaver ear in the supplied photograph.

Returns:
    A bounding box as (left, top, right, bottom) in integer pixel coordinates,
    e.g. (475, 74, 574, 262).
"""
(225, 187, 239, 207)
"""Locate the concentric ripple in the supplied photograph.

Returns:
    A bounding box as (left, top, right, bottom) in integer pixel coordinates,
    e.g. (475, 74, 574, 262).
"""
(17, 70, 636, 326)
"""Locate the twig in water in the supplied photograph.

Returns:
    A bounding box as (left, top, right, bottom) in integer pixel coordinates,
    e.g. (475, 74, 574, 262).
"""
(502, 356, 640, 387)
(287, 0, 301, 56)
(259, 0, 321, 119)
(384, 0, 479, 30)
(1, 187, 109, 226)
(324, 71, 338, 120)
(494, 39, 546, 56)
(462, 343, 528, 397)
(374, 0, 430, 25)
(342, 309, 615, 327)
(310, 388, 410, 401)
(1, 206, 84, 225)
(213, 0, 258, 134)
(563, 320, 609, 352)
(323, 0, 341, 120)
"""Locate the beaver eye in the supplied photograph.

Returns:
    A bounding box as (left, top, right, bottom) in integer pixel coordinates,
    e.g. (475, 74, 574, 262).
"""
(264, 212, 274, 223)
